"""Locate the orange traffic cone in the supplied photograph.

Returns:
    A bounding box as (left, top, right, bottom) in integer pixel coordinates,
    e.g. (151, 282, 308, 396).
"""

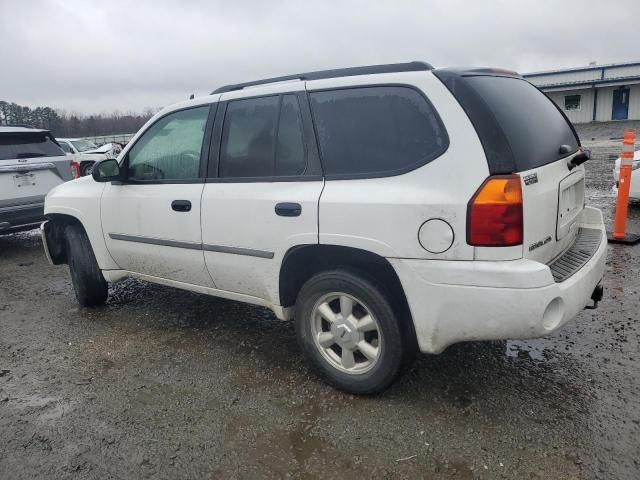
(608, 129, 640, 244)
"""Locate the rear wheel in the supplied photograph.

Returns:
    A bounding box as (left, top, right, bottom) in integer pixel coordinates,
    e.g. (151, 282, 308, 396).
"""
(295, 270, 412, 394)
(65, 224, 108, 307)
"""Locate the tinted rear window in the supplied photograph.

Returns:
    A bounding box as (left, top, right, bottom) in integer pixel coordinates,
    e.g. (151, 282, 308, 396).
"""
(309, 86, 448, 178)
(434, 71, 580, 173)
(464, 76, 578, 171)
(0, 132, 65, 160)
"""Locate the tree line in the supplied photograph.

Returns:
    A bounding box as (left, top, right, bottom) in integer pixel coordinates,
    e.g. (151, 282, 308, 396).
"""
(0, 100, 155, 138)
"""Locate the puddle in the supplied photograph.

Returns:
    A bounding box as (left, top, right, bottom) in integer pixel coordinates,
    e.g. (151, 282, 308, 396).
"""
(505, 340, 549, 361)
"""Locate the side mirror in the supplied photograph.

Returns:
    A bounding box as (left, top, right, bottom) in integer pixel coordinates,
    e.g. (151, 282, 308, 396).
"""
(92, 158, 122, 182)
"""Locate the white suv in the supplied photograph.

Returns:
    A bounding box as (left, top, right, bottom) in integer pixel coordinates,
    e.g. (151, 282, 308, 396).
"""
(42, 62, 607, 394)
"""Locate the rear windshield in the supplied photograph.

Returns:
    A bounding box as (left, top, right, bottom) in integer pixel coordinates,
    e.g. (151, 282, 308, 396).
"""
(466, 76, 578, 171)
(0, 132, 65, 160)
(434, 71, 580, 173)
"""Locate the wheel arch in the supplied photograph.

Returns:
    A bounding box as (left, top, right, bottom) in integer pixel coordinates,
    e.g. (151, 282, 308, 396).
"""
(43, 213, 88, 264)
(79, 160, 95, 175)
(279, 244, 415, 337)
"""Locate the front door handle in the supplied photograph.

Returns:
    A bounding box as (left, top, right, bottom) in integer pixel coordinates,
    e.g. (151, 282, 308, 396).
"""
(171, 200, 192, 212)
(275, 202, 302, 217)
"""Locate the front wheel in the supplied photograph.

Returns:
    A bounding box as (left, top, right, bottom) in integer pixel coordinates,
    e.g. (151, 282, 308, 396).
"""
(295, 270, 412, 394)
(80, 162, 94, 177)
(65, 224, 108, 307)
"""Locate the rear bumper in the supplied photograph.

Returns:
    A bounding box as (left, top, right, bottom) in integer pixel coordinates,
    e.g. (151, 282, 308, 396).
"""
(0, 202, 45, 234)
(391, 207, 607, 354)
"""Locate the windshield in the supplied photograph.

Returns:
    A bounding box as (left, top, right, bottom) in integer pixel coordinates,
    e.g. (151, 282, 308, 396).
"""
(0, 132, 65, 160)
(71, 139, 99, 152)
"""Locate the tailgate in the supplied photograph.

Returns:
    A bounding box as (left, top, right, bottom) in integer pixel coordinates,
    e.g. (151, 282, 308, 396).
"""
(520, 156, 585, 264)
(0, 156, 70, 204)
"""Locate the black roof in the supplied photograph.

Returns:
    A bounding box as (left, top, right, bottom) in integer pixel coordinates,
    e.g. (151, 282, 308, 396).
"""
(211, 61, 433, 94)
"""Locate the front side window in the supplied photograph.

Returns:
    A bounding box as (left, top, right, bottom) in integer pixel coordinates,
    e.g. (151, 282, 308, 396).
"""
(220, 94, 307, 178)
(564, 94, 581, 111)
(309, 86, 447, 177)
(127, 106, 209, 181)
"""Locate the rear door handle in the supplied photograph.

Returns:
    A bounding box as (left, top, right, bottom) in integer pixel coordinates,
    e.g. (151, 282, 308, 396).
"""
(171, 200, 192, 212)
(275, 202, 302, 217)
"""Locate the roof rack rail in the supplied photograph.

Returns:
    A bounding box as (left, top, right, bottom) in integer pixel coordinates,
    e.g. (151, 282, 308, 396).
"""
(211, 61, 433, 94)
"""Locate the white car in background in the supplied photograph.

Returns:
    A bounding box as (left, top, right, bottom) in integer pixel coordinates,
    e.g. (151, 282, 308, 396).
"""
(57, 138, 119, 176)
(613, 150, 640, 200)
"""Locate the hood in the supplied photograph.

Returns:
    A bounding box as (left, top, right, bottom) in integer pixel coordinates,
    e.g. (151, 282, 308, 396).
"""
(45, 172, 104, 209)
(85, 143, 113, 154)
(78, 152, 109, 160)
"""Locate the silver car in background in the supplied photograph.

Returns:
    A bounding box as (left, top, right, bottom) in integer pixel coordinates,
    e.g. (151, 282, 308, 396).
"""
(0, 126, 73, 234)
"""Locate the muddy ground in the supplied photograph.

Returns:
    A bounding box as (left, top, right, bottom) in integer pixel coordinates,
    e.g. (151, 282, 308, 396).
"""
(1, 127, 639, 479)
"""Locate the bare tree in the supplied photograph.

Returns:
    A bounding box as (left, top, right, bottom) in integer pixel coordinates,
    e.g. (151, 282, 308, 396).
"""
(0, 100, 157, 137)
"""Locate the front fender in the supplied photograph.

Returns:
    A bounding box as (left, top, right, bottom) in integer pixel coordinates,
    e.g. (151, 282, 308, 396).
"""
(44, 177, 118, 270)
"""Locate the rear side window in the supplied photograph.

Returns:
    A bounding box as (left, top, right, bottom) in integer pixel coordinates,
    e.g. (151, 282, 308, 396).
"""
(309, 86, 448, 177)
(435, 71, 580, 173)
(0, 132, 65, 160)
(220, 94, 307, 178)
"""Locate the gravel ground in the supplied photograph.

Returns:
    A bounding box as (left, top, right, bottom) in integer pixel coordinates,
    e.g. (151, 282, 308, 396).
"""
(1, 124, 639, 479)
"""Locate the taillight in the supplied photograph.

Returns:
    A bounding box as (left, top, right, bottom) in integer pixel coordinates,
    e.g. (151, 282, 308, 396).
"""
(467, 174, 523, 246)
(70, 159, 81, 179)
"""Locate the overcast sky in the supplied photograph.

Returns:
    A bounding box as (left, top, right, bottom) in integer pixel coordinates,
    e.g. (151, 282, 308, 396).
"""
(2, 0, 639, 115)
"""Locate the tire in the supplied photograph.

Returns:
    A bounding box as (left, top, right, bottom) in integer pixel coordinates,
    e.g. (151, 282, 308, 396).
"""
(295, 270, 414, 395)
(80, 162, 94, 177)
(65, 224, 108, 307)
